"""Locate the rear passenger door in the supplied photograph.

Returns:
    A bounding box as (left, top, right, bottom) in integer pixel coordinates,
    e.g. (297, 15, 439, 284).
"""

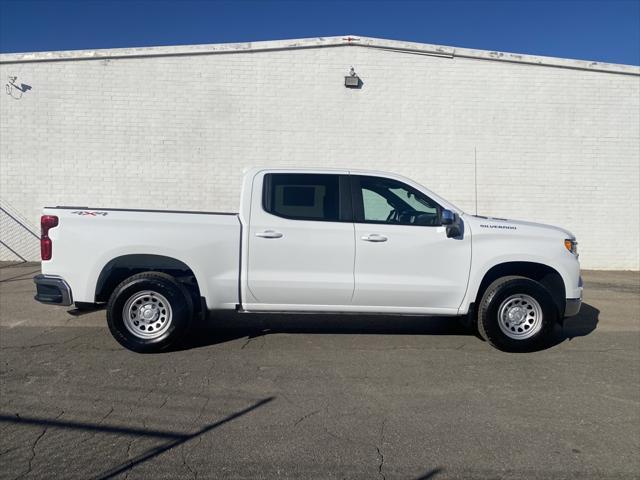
(246, 172, 355, 308)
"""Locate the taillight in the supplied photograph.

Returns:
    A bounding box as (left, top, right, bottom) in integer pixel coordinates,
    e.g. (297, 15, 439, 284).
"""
(41, 215, 58, 261)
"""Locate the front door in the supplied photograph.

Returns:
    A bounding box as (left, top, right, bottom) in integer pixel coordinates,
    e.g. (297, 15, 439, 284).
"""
(246, 172, 355, 308)
(351, 175, 471, 313)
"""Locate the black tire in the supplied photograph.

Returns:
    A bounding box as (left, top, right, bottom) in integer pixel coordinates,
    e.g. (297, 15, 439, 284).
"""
(106, 272, 193, 353)
(477, 276, 557, 352)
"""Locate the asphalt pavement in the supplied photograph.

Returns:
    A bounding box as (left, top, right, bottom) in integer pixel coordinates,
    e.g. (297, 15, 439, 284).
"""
(0, 263, 638, 479)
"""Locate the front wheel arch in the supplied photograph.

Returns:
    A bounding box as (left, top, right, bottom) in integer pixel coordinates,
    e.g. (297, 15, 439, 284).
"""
(473, 262, 566, 319)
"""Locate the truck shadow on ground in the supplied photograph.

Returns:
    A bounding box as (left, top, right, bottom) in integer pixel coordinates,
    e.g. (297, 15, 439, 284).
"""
(176, 302, 599, 353)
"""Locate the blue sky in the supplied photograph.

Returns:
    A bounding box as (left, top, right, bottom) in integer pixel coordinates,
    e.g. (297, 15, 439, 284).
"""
(1, 0, 638, 65)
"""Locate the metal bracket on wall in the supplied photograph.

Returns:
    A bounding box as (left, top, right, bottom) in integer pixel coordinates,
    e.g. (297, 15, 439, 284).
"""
(5, 76, 32, 99)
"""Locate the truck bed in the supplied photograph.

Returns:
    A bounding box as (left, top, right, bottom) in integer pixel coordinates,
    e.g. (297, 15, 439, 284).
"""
(41, 206, 242, 309)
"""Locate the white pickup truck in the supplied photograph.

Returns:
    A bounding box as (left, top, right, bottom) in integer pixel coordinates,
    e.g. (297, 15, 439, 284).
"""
(35, 168, 582, 352)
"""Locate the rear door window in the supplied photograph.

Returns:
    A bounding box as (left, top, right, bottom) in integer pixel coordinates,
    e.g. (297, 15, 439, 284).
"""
(263, 173, 349, 222)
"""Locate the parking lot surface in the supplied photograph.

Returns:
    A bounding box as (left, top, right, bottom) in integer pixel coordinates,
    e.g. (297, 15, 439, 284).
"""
(1, 263, 639, 479)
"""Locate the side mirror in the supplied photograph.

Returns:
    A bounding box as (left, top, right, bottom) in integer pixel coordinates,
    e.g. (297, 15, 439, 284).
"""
(446, 224, 462, 238)
(441, 209, 455, 225)
(441, 209, 462, 238)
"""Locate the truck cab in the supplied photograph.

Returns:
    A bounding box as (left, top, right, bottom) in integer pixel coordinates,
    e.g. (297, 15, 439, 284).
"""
(241, 169, 471, 315)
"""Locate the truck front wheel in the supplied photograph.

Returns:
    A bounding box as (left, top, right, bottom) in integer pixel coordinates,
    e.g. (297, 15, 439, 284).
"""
(107, 272, 193, 353)
(477, 276, 557, 352)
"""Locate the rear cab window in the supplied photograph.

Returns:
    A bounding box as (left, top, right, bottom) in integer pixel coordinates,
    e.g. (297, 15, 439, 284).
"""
(262, 173, 351, 222)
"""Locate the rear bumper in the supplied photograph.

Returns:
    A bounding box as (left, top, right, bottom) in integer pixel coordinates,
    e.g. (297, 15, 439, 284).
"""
(34, 274, 73, 306)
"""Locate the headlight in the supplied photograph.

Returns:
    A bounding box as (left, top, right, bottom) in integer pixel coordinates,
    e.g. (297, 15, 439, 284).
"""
(564, 239, 578, 256)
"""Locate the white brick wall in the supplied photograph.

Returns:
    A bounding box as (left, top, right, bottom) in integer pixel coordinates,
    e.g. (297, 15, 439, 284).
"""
(1, 37, 638, 269)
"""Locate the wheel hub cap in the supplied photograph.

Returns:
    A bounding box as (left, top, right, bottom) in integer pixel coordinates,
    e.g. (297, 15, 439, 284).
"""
(140, 304, 158, 322)
(497, 294, 543, 340)
(122, 291, 173, 340)
(508, 306, 527, 325)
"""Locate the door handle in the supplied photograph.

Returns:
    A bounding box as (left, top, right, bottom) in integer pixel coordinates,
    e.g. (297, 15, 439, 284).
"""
(255, 230, 283, 239)
(361, 234, 388, 242)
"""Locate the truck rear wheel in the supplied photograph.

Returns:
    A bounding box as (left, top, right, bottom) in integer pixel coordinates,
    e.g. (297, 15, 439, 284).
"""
(477, 276, 557, 352)
(106, 272, 193, 353)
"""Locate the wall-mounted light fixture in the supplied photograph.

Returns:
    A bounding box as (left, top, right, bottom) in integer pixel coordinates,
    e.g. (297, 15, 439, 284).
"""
(344, 67, 361, 89)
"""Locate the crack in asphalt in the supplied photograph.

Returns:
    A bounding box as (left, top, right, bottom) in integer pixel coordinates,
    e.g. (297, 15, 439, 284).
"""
(181, 443, 197, 480)
(376, 419, 386, 480)
(122, 437, 135, 480)
(320, 411, 389, 479)
(293, 409, 321, 427)
(70, 406, 115, 452)
(241, 333, 267, 350)
(22, 430, 46, 479)
(13, 410, 64, 480)
(184, 395, 211, 480)
(0, 444, 24, 457)
(241, 335, 260, 349)
(1, 343, 60, 350)
(98, 407, 115, 426)
(158, 396, 169, 410)
(178, 375, 213, 480)
(121, 387, 157, 479)
(375, 446, 385, 480)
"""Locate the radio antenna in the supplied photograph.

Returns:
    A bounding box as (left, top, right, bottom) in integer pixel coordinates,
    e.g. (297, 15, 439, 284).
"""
(474, 147, 478, 215)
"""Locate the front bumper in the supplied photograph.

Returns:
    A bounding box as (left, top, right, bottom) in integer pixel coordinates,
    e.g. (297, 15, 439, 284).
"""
(34, 274, 73, 306)
(564, 298, 582, 317)
(564, 275, 583, 318)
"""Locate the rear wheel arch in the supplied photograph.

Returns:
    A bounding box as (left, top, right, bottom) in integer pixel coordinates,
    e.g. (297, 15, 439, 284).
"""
(473, 261, 566, 317)
(94, 254, 203, 311)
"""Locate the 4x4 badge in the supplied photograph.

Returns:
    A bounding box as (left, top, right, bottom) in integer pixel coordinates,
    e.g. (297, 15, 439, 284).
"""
(71, 211, 108, 216)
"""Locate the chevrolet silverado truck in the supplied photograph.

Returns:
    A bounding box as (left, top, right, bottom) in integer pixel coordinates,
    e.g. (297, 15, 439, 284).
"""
(34, 168, 582, 352)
